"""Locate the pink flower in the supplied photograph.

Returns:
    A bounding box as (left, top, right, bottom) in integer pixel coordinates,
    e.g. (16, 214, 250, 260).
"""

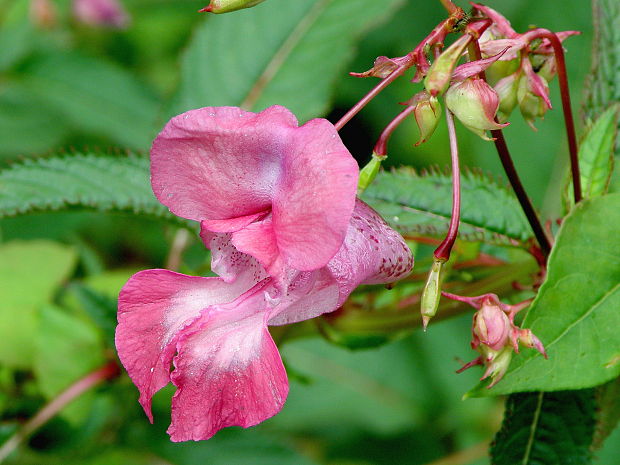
(73, 0, 129, 29)
(116, 106, 413, 441)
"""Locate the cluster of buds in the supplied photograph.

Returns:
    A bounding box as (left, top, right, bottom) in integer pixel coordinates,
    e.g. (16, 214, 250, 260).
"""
(473, 3, 579, 129)
(443, 292, 547, 387)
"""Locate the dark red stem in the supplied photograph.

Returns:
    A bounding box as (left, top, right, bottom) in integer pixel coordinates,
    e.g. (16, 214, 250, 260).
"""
(490, 130, 552, 258)
(521, 28, 581, 204)
(434, 109, 461, 261)
(373, 105, 417, 156)
(469, 40, 552, 259)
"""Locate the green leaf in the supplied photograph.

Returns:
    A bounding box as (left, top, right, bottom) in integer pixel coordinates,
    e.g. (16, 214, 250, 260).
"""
(491, 390, 595, 465)
(361, 168, 533, 245)
(565, 104, 619, 209)
(18, 52, 160, 150)
(0, 84, 70, 158)
(592, 376, 620, 451)
(470, 194, 620, 395)
(582, 0, 620, 151)
(69, 284, 119, 346)
(0, 240, 77, 368)
(0, 154, 178, 222)
(33, 305, 105, 423)
(174, 0, 404, 121)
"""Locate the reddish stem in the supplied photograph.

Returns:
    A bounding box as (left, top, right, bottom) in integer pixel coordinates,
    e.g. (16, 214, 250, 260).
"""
(469, 39, 552, 259)
(335, 11, 468, 131)
(434, 109, 461, 261)
(334, 68, 408, 131)
(438, 0, 459, 15)
(521, 28, 581, 204)
(373, 105, 417, 156)
(0, 362, 119, 463)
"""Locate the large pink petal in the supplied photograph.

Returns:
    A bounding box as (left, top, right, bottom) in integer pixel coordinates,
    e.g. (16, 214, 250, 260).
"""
(116, 269, 263, 419)
(167, 285, 288, 442)
(150, 106, 298, 222)
(328, 199, 413, 305)
(272, 118, 359, 271)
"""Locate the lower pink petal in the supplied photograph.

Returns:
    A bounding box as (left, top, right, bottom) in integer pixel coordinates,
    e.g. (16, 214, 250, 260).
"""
(116, 269, 260, 419)
(167, 286, 288, 442)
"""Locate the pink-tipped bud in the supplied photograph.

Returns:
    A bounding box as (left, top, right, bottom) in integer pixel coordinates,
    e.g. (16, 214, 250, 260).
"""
(201, 0, 266, 14)
(515, 328, 548, 358)
(517, 73, 549, 130)
(424, 34, 472, 98)
(473, 301, 511, 351)
(73, 0, 129, 29)
(494, 72, 521, 123)
(445, 78, 508, 140)
(406, 91, 442, 146)
(444, 292, 546, 387)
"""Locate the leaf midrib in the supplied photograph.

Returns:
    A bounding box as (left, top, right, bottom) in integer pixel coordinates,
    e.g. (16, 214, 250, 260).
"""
(240, 0, 333, 110)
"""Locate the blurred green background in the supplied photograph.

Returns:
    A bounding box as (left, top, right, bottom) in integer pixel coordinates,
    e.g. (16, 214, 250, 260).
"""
(1, 0, 618, 464)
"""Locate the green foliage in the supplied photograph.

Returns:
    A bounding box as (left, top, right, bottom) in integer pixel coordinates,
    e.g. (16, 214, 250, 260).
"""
(592, 376, 620, 451)
(0, 240, 77, 368)
(17, 52, 160, 151)
(0, 84, 70, 157)
(470, 194, 620, 395)
(174, 0, 404, 121)
(582, 0, 620, 144)
(565, 104, 619, 209)
(0, 154, 177, 222)
(491, 391, 595, 465)
(361, 168, 533, 245)
(34, 305, 105, 423)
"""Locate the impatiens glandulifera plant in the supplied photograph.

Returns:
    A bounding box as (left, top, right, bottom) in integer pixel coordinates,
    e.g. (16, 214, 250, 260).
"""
(0, 0, 618, 463)
(116, 106, 413, 441)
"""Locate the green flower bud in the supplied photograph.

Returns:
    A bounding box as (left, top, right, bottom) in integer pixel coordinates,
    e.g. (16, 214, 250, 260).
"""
(200, 0, 266, 14)
(494, 72, 520, 123)
(421, 258, 444, 330)
(357, 152, 385, 194)
(445, 78, 508, 140)
(406, 91, 442, 146)
(517, 73, 549, 130)
(424, 35, 471, 98)
(485, 57, 519, 85)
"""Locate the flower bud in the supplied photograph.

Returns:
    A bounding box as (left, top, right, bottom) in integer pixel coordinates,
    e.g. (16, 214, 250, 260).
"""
(485, 57, 519, 85)
(357, 152, 385, 194)
(200, 0, 266, 14)
(445, 78, 508, 140)
(421, 258, 444, 330)
(517, 73, 549, 130)
(494, 72, 520, 123)
(480, 346, 513, 388)
(405, 91, 441, 146)
(473, 302, 511, 351)
(73, 0, 129, 29)
(424, 34, 471, 98)
(443, 292, 546, 388)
